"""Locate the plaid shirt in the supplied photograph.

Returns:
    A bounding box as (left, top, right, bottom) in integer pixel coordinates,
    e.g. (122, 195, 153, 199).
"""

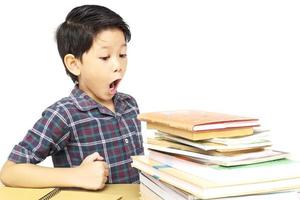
(8, 87, 144, 183)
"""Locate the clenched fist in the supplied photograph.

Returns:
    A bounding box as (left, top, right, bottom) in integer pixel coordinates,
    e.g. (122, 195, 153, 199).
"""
(74, 152, 109, 190)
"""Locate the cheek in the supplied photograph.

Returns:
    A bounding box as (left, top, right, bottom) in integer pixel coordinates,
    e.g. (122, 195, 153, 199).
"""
(91, 72, 107, 83)
(81, 68, 105, 85)
(88, 65, 106, 78)
(123, 64, 127, 72)
(122, 61, 128, 72)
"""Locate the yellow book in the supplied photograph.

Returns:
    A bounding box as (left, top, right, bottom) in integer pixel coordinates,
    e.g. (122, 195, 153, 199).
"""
(0, 187, 56, 200)
(147, 137, 264, 156)
(138, 110, 259, 132)
(147, 137, 203, 153)
(155, 131, 272, 152)
(0, 184, 139, 200)
(148, 122, 253, 140)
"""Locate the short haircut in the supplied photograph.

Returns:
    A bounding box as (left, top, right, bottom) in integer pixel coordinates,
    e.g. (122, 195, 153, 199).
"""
(56, 5, 131, 83)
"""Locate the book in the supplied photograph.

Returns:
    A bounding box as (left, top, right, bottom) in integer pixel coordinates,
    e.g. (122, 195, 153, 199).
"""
(145, 143, 289, 166)
(135, 155, 300, 187)
(48, 189, 122, 200)
(212, 191, 300, 200)
(206, 128, 270, 146)
(131, 155, 300, 199)
(140, 183, 164, 200)
(140, 172, 300, 200)
(153, 132, 272, 152)
(148, 122, 254, 141)
(140, 177, 300, 200)
(147, 137, 207, 153)
(140, 172, 199, 200)
(0, 187, 56, 200)
(0, 184, 139, 200)
(148, 150, 300, 185)
(138, 110, 259, 132)
(147, 137, 265, 156)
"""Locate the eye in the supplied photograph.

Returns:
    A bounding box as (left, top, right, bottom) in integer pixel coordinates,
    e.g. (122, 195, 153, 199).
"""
(120, 54, 127, 58)
(99, 56, 110, 61)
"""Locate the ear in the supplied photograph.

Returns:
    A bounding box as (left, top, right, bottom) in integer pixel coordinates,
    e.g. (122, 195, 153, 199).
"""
(64, 54, 81, 76)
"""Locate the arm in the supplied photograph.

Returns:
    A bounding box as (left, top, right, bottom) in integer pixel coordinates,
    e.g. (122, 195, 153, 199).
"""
(0, 152, 109, 190)
(0, 105, 108, 189)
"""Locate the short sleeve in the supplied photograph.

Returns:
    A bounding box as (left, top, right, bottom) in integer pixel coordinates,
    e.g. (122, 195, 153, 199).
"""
(8, 106, 70, 164)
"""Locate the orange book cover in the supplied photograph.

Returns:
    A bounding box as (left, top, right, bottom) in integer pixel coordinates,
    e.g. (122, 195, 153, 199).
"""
(138, 110, 259, 132)
(147, 122, 253, 140)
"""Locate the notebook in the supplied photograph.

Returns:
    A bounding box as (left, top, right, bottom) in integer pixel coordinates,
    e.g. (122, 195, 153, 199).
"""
(0, 184, 139, 200)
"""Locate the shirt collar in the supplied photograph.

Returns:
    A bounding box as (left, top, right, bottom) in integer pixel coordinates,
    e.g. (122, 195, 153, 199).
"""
(70, 87, 98, 111)
(69, 86, 130, 113)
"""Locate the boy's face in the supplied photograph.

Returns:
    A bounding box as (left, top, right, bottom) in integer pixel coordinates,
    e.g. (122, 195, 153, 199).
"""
(77, 29, 127, 106)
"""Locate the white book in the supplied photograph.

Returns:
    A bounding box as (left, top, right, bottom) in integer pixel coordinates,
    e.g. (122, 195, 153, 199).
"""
(207, 129, 270, 145)
(216, 191, 299, 200)
(140, 172, 198, 200)
(132, 155, 300, 199)
(145, 143, 289, 166)
(155, 132, 272, 152)
(148, 150, 300, 185)
(140, 183, 163, 200)
(141, 172, 300, 200)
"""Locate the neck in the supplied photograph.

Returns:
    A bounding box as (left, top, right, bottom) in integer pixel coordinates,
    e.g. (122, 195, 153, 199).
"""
(102, 100, 115, 113)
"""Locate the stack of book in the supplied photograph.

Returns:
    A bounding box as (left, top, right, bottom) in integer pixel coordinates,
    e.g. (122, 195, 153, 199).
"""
(132, 110, 300, 199)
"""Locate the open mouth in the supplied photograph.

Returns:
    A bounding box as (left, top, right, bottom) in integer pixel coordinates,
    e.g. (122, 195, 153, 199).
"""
(109, 79, 121, 94)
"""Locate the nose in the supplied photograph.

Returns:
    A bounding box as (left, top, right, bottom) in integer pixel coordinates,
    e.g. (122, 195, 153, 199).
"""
(112, 57, 122, 72)
(113, 65, 121, 72)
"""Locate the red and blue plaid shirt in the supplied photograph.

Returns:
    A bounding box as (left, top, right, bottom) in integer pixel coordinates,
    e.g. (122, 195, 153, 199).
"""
(8, 87, 144, 183)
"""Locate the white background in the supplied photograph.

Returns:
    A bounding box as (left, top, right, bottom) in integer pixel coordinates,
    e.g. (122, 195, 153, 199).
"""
(0, 0, 299, 167)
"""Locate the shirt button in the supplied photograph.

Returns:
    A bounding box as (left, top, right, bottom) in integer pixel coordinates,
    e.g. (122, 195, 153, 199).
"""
(124, 138, 129, 144)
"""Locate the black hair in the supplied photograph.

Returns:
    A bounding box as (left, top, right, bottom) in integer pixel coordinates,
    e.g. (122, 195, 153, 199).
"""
(56, 5, 131, 83)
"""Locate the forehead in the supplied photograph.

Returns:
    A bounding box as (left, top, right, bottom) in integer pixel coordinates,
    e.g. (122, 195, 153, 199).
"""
(93, 29, 126, 49)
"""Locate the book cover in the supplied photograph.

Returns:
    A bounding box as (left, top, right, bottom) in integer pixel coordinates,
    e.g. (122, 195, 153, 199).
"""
(0, 184, 139, 200)
(0, 187, 56, 200)
(138, 110, 259, 132)
(148, 122, 253, 141)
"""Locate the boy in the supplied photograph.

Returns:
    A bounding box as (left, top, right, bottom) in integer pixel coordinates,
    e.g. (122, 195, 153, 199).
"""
(0, 5, 143, 190)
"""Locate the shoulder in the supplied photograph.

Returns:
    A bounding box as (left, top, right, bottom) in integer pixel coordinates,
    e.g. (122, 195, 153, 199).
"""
(47, 96, 75, 111)
(41, 96, 76, 124)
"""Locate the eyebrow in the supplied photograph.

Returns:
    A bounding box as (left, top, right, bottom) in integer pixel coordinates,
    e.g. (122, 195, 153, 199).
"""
(100, 44, 127, 49)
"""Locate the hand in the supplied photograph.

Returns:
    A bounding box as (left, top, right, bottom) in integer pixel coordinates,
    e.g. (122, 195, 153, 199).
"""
(75, 152, 109, 190)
